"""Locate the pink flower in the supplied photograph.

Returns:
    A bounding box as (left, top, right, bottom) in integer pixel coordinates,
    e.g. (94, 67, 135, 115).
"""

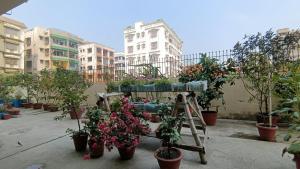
(111, 136, 117, 142)
(142, 112, 151, 120)
(92, 143, 98, 150)
(83, 154, 90, 160)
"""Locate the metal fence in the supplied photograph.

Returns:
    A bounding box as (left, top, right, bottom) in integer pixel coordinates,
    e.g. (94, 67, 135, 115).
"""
(80, 46, 300, 84)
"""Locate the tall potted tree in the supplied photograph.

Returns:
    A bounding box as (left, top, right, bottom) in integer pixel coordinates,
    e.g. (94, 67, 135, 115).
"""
(31, 73, 43, 109)
(16, 73, 34, 108)
(54, 68, 90, 152)
(178, 54, 235, 125)
(233, 29, 300, 141)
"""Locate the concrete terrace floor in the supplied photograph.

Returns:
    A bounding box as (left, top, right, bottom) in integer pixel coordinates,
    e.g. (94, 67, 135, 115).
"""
(0, 108, 296, 169)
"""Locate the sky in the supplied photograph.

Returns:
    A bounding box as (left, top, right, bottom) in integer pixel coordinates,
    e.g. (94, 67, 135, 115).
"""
(4, 0, 300, 54)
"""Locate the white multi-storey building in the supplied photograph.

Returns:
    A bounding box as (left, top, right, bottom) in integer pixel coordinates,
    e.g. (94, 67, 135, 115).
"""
(78, 42, 114, 82)
(114, 52, 125, 81)
(124, 19, 183, 77)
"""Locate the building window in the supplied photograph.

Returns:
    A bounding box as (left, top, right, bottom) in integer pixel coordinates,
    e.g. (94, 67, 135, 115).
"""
(26, 61, 32, 68)
(69, 41, 78, 48)
(109, 51, 114, 57)
(137, 44, 140, 50)
(5, 42, 19, 53)
(97, 48, 102, 53)
(126, 34, 134, 42)
(45, 49, 49, 56)
(127, 46, 133, 53)
(40, 60, 44, 64)
(69, 51, 76, 59)
(45, 37, 49, 45)
(5, 58, 18, 66)
(97, 57, 102, 62)
(88, 57, 92, 62)
(149, 29, 158, 38)
(151, 42, 158, 50)
(25, 38, 31, 46)
(52, 49, 67, 57)
(39, 36, 43, 40)
(87, 66, 93, 70)
(4, 27, 20, 37)
(103, 49, 108, 56)
(88, 48, 92, 53)
(25, 49, 32, 57)
(40, 48, 44, 52)
(52, 37, 67, 46)
(141, 32, 145, 37)
(142, 44, 145, 49)
(137, 33, 140, 38)
(45, 60, 49, 67)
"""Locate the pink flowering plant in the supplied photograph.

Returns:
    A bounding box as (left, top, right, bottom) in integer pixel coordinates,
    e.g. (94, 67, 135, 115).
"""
(103, 97, 151, 150)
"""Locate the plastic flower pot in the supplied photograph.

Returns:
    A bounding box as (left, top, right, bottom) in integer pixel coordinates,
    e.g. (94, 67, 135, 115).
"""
(72, 133, 88, 152)
(117, 145, 136, 160)
(294, 154, 300, 169)
(155, 84, 172, 92)
(202, 111, 217, 126)
(120, 86, 132, 92)
(33, 103, 43, 109)
(0, 112, 4, 119)
(256, 123, 278, 142)
(143, 84, 156, 92)
(12, 99, 22, 108)
(154, 147, 183, 169)
(88, 140, 104, 158)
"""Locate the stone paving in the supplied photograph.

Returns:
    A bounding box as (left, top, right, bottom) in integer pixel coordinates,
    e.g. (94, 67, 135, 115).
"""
(0, 108, 295, 169)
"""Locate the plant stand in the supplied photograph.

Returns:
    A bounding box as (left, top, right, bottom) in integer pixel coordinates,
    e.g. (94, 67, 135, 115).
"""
(99, 81, 208, 164)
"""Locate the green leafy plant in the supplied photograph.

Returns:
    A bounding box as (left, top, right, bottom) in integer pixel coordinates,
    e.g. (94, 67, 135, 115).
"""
(233, 30, 300, 125)
(15, 73, 34, 103)
(0, 74, 15, 105)
(31, 73, 43, 104)
(179, 54, 236, 110)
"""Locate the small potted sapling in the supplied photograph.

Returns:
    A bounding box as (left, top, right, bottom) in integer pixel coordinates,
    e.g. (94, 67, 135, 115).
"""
(154, 104, 184, 169)
(84, 107, 107, 158)
(233, 30, 300, 141)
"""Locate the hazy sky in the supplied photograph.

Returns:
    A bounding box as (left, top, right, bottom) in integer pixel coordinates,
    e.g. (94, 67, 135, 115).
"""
(4, 0, 300, 53)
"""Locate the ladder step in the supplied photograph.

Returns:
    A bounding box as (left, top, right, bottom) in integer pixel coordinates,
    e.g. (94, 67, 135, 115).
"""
(182, 123, 205, 130)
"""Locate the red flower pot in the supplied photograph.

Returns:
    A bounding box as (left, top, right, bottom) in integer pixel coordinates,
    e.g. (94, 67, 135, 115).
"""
(69, 110, 83, 119)
(154, 147, 183, 169)
(88, 140, 104, 158)
(263, 115, 280, 126)
(3, 114, 11, 120)
(33, 103, 43, 109)
(6, 108, 20, 115)
(117, 145, 136, 160)
(202, 111, 217, 126)
(256, 123, 278, 141)
(22, 103, 32, 108)
(72, 133, 88, 152)
(294, 154, 300, 169)
(43, 104, 50, 111)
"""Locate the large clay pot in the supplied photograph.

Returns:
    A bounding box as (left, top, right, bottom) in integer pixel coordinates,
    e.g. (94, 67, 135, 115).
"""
(72, 133, 88, 152)
(43, 104, 50, 111)
(33, 103, 43, 109)
(256, 123, 278, 141)
(6, 108, 20, 115)
(202, 111, 217, 126)
(88, 140, 104, 158)
(154, 147, 183, 169)
(117, 146, 136, 160)
(48, 105, 59, 112)
(262, 115, 280, 126)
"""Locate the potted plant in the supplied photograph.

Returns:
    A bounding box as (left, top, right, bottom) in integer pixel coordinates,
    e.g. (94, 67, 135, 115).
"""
(39, 69, 54, 111)
(155, 78, 172, 92)
(12, 90, 23, 108)
(178, 54, 235, 125)
(54, 68, 90, 151)
(31, 73, 43, 109)
(54, 68, 90, 119)
(84, 107, 107, 158)
(154, 104, 184, 169)
(104, 97, 150, 160)
(16, 73, 34, 108)
(233, 30, 300, 141)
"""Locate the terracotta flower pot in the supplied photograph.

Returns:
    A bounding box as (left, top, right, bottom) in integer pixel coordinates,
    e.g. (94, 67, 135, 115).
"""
(88, 140, 104, 158)
(117, 145, 136, 160)
(33, 103, 43, 109)
(69, 110, 83, 119)
(293, 154, 300, 169)
(154, 147, 183, 169)
(202, 111, 217, 126)
(150, 114, 161, 123)
(262, 115, 280, 126)
(48, 105, 59, 112)
(6, 108, 20, 115)
(22, 103, 32, 108)
(43, 104, 50, 111)
(256, 123, 278, 141)
(72, 133, 88, 152)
